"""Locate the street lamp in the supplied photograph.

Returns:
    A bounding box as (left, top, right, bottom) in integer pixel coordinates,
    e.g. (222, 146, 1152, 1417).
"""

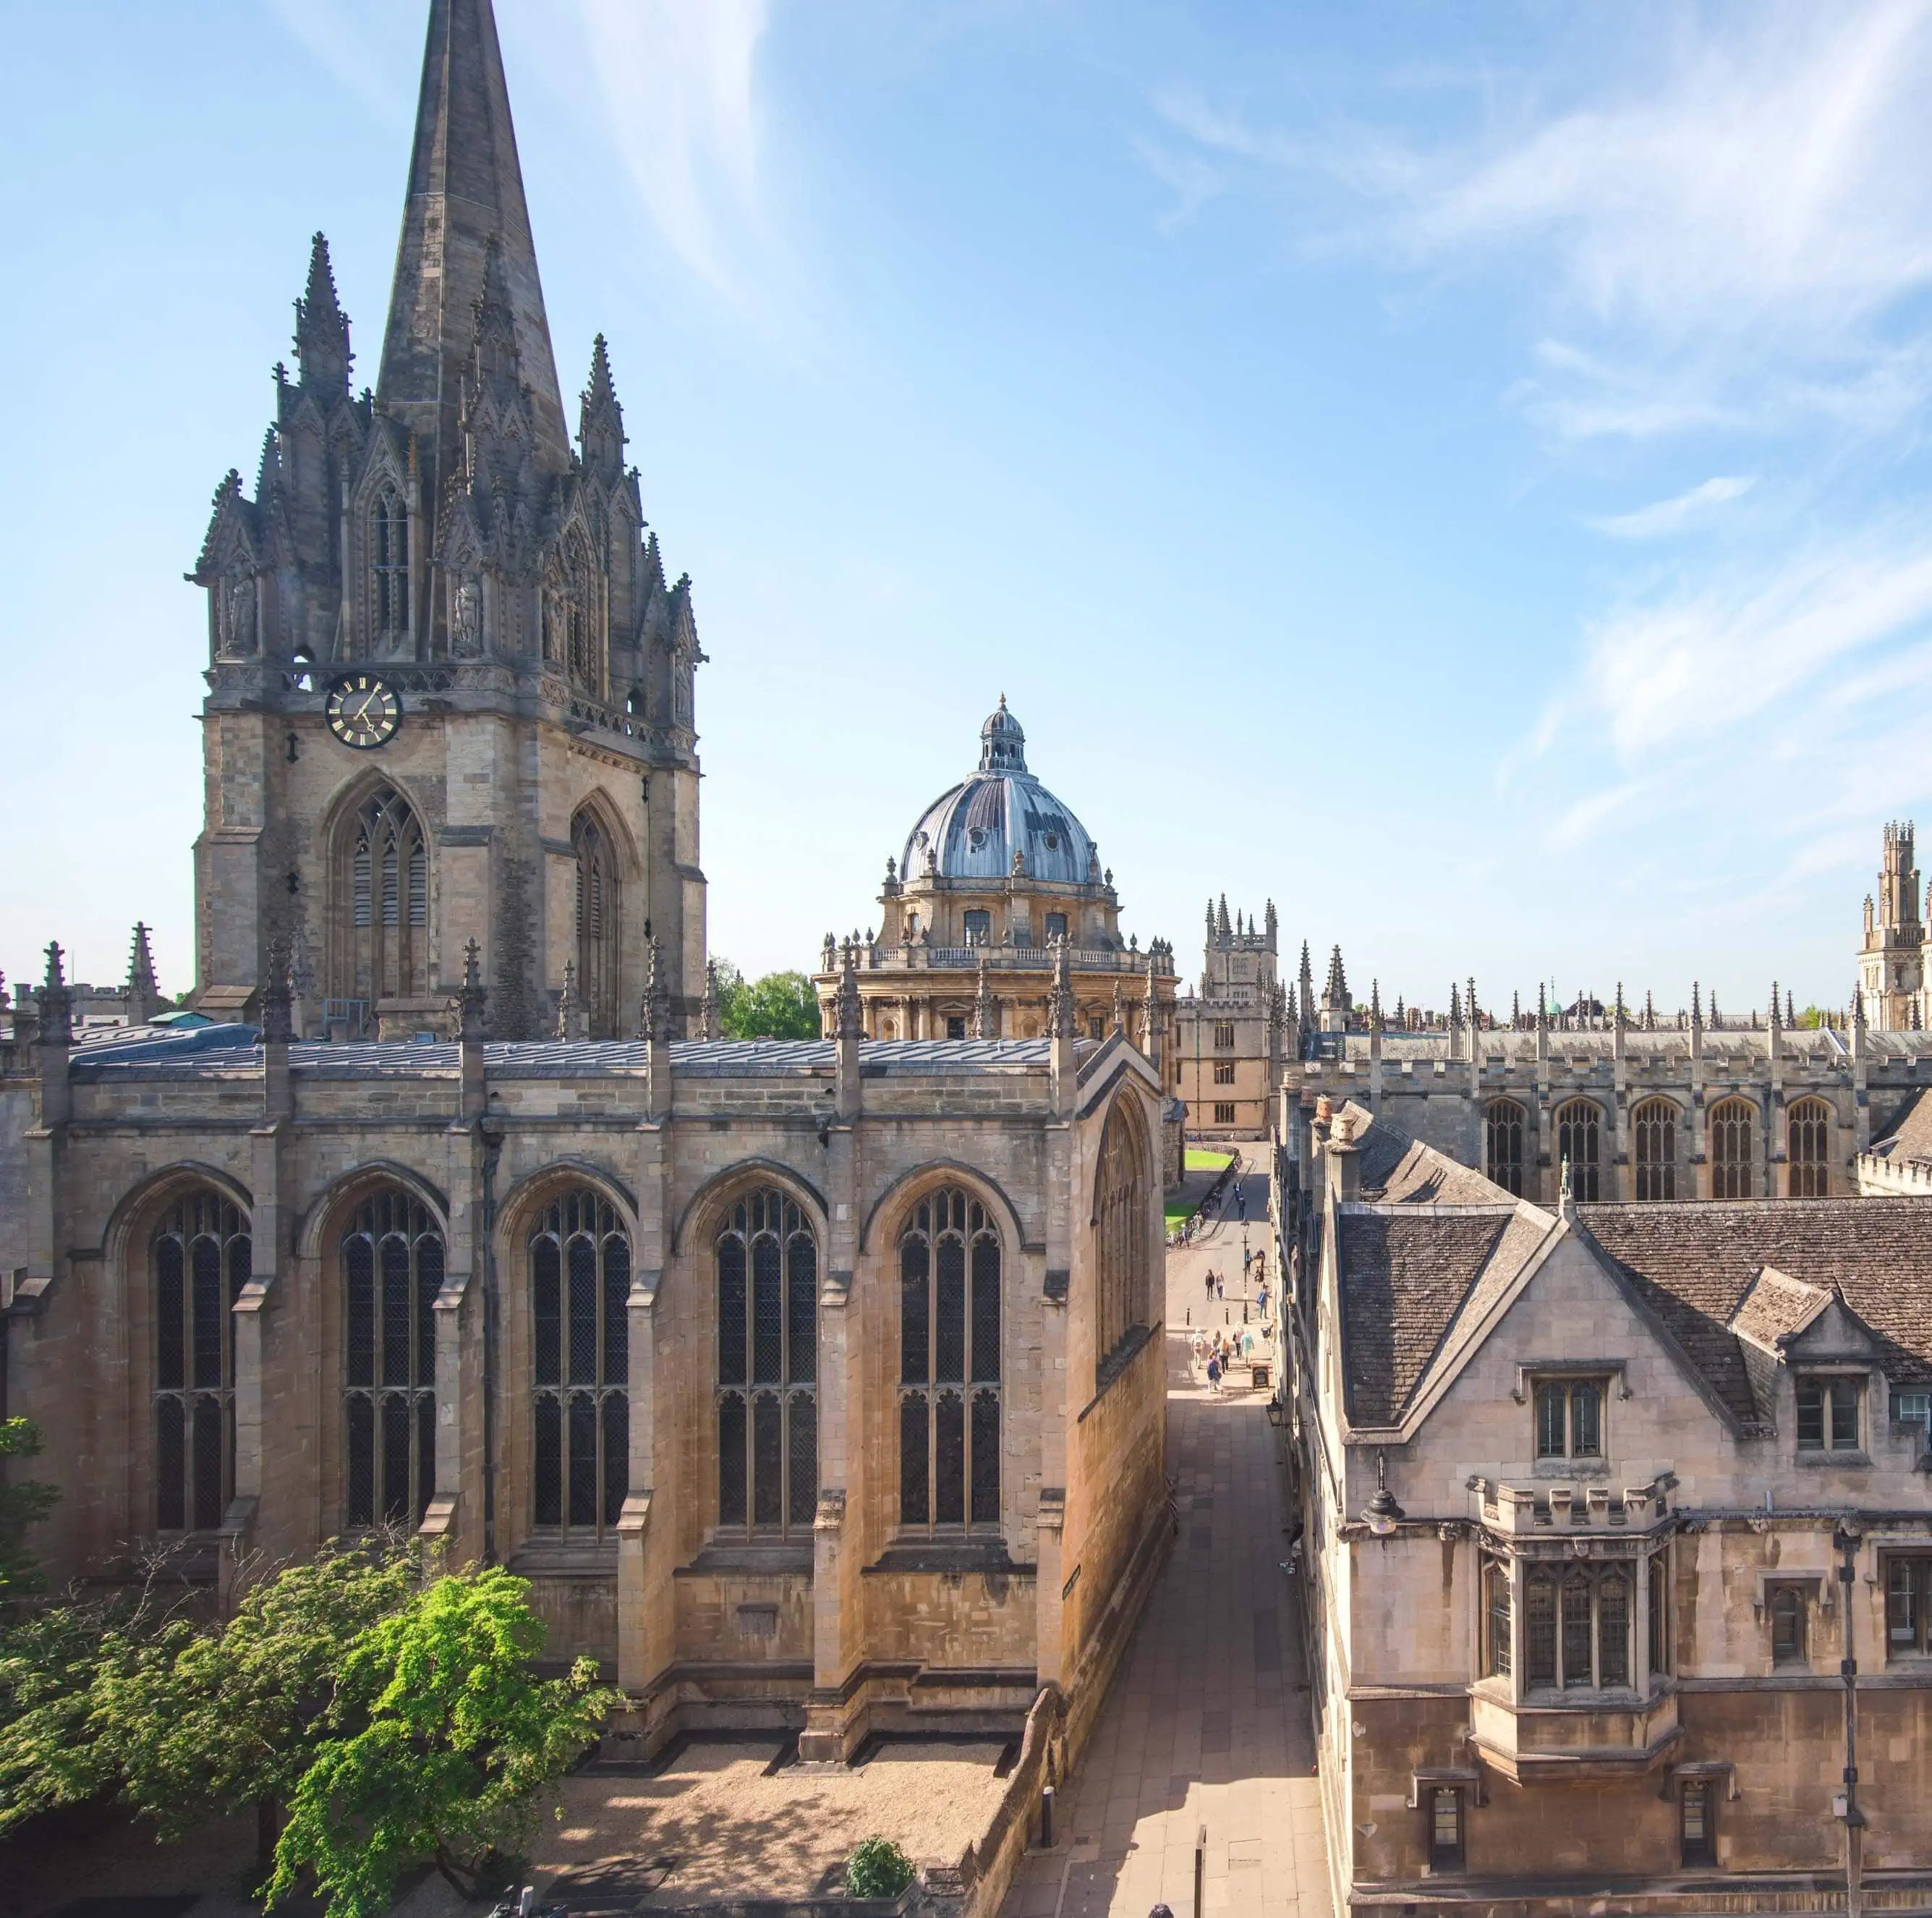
(1363, 1449, 1404, 1537)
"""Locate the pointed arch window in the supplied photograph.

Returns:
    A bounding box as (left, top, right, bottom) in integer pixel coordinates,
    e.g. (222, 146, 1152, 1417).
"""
(1711, 1098, 1756, 1198)
(572, 808, 622, 1040)
(1634, 1099, 1677, 1201)
(1789, 1098, 1832, 1197)
(1096, 1104, 1149, 1375)
(341, 1189, 441, 1529)
(369, 486, 409, 645)
(1485, 1100, 1525, 1196)
(715, 1189, 818, 1537)
(341, 786, 427, 1002)
(531, 1189, 629, 1537)
(1557, 1100, 1601, 1201)
(152, 1192, 250, 1532)
(899, 1188, 1002, 1535)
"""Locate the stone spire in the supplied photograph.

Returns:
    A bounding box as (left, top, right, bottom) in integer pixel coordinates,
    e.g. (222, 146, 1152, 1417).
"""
(127, 921, 161, 1026)
(1112, 978, 1128, 1035)
(555, 959, 584, 1040)
(835, 941, 865, 1040)
(1141, 953, 1161, 1060)
(456, 938, 489, 1042)
(1324, 946, 1348, 1011)
(260, 937, 295, 1045)
(579, 333, 626, 482)
(1369, 979, 1383, 1032)
(973, 951, 997, 1040)
(639, 938, 671, 1043)
(38, 942, 72, 1047)
(1299, 940, 1315, 1017)
(699, 957, 721, 1040)
(294, 232, 352, 396)
(1049, 938, 1076, 1040)
(1217, 895, 1232, 941)
(377, 0, 570, 490)
(1264, 899, 1277, 952)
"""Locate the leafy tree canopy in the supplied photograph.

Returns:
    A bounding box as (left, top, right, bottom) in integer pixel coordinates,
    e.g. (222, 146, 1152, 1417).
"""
(0, 1418, 59, 1611)
(714, 962, 822, 1040)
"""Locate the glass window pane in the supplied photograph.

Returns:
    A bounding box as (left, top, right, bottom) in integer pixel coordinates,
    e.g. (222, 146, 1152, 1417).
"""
(346, 1395, 374, 1527)
(971, 1388, 1000, 1527)
(718, 1236, 747, 1386)
(788, 1392, 818, 1534)
(602, 1391, 629, 1529)
(533, 1239, 561, 1384)
(416, 1395, 435, 1523)
(1486, 1566, 1512, 1677)
(381, 1393, 412, 1524)
(1561, 1576, 1593, 1687)
(971, 1236, 1002, 1383)
(1797, 1379, 1824, 1449)
(752, 1393, 783, 1529)
(1650, 1554, 1669, 1675)
(752, 1234, 783, 1383)
(935, 1391, 965, 1525)
(535, 1395, 562, 1527)
(569, 1391, 597, 1527)
(381, 1236, 411, 1387)
(156, 1236, 185, 1391)
(1831, 1383, 1860, 1451)
(788, 1233, 817, 1385)
(901, 1238, 929, 1383)
(1536, 1384, 1566, 1457)
(346, 1237, 374, 1387)
(603, 1236, 629, 1384)
(719, 1392, 747, 1527)
(1599, 1574, 1630, 1686)
(900, 1392, 930, 1526)
(935, 1238, 966, 1383)
(416, 1234, 441, 1386)
(157, 1398, 185, 1531)
(191, 1238, 224, 1389)
(569, 1236, 598, 1385)
(1526, 1575, 1556, 1687)
(192, 1396, 224, 1529)
(1571, 1383, 1601, 1457)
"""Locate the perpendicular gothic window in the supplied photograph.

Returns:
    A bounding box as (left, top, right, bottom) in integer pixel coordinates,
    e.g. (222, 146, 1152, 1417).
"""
(1482, 1556, 1512, 1678)
(900, 1187, 1001, 1534)
(572, 809, 621, 1039)
(1788, 1098, 1831, 1197)
(1524, 1564, 1631, 1689)
(153, 1192, 250, 1532)
(1485, 1100, 1525, 1197)
(370, 487, 409, 644)
(1633, 1099, 1677, 1200)
(1095, 1104, 1150, 1375)
(344, 786, 427, 1002)
(342, 1189, 441, 1529)
(531, 1189, 629, 1537)
(716, 1189, 818, 1537)
(1710, 1098, 1756, 1198)
(1556, 1100, 1601, 1201)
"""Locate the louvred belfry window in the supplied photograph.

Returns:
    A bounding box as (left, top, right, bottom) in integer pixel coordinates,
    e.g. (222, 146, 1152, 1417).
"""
(153, 1192, 250, 1532)
(531, 1189, 629, 1537)
(343, 786, 427, 1002)
(899, 1188, 1002, 1535)
(572, 809, 621, 1039)
(715, 1189, 818, 1537)
(342, 1189, 441, 1529)
(370, 487, 409, 643)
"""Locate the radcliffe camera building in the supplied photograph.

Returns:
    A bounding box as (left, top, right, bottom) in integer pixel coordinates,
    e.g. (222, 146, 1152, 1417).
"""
(0, 0, 1172, 1770)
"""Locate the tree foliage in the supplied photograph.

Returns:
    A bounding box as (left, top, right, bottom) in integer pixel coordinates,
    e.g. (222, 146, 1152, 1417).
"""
(715, 962, 822, 1040)
(0, 1418, 59, 1610)
(846, 1836, 916, 1898)
(0, 1598, 132, 1836)
(266, 1567, 616, 1918)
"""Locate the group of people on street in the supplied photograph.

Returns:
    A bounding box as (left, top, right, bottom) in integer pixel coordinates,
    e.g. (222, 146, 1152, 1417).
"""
(1191, 1322, 1258, 1395)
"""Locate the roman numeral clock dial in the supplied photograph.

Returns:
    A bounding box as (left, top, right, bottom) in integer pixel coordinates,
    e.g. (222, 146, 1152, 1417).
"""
(325, 674, 402, 750)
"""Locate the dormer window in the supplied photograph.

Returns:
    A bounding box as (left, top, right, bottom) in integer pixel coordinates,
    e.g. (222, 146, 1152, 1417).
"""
(1795, 1375, 1861, 1453)
(1534, 1378, 1604, 1459)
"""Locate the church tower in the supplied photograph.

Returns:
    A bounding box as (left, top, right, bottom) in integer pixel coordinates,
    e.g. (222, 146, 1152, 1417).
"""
(188, 0, 705, 1038)
(1859, 820, 1924, 1031)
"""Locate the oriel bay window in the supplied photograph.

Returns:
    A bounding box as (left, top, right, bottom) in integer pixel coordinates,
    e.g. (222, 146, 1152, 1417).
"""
(1482, 1557, 1512, 1679)
(342, 1189, 441, 1528)
(1524, 1565, 1632, 1690)
(531, 1189, 629, 1537)
(716, 1188, 818, 1537)
(153, 1192, 250, 1532)
(900, 1187, 1002, 1534)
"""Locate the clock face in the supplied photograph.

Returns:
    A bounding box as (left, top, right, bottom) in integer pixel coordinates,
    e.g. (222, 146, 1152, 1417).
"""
(325, 674, 401, 750)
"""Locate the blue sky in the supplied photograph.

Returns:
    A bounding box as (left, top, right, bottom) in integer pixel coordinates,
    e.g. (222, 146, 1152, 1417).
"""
(8, 2, 1932, 1017)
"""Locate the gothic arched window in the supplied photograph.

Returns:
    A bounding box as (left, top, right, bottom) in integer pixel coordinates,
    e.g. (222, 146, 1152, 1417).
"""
(715, 1189, 817, 1537)
(152, 1192, 250, 1532)
(1485, 1100, 1526, 1196)
(565, 532, 597, 690)
(572, 809, 621, 1040)
(1633, 1099, 1677, 1201)
(341, 1189, 441, 1529)
(1711, 1098, 1756, 1199)
(1789, 1098, 1832, 1197)
(1557, 1100, 1601, 1202)
(342, 786, 427, 1003)
(899, 1188, 1001, 1535)
(369, 487, 409, 645)
(1095, 1104, 1149, 1372)
(531, 1189, 629, 1536)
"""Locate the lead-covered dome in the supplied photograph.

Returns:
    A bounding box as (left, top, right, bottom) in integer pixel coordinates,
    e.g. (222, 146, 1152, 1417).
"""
(902, 697, 1098, 886)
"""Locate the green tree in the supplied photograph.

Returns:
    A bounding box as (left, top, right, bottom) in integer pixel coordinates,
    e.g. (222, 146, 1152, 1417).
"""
(103, 1537, 418, 1873)
(715, 962, 822, 1040)
(0, 1418, 59, 1610)
(0, 1600, 131, 1836)
(267, 1566, 615, 1918)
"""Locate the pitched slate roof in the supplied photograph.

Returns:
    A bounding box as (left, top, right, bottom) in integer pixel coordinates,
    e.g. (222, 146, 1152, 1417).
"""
(1577, 1199, 1932, 1422)
(1869, 1086, 1932, 1166)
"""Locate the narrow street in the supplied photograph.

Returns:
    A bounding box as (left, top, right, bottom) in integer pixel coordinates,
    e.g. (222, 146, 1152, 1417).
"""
(1000, 1157, 1332, 1918)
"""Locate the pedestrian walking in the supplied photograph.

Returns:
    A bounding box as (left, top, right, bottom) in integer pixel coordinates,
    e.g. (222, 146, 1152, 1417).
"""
(1206, 1351, 1222, 1395)
(1216, 1271, 1225, 1301)
(1204, 1269, 1214, 1304)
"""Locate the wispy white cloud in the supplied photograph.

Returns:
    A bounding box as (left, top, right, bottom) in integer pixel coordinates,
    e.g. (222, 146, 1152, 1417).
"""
(1587, 475, 1756, 539)
(1134, 135, 1223, 237)
(264, 0, 417, 122)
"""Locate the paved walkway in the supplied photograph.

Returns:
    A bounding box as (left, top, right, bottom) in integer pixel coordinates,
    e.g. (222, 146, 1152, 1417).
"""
(1001, 1158, 1330, 1918)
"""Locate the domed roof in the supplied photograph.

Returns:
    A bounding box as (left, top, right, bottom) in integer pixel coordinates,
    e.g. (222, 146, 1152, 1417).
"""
(902, 698, 1098, 886)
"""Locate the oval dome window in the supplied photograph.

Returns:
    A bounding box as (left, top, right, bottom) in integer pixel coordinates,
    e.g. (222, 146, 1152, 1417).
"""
(1044, 833, 1059, 850)
(968, 827, 985, 849)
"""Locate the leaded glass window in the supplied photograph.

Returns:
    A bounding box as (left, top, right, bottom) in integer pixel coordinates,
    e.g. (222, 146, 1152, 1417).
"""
(1788, 1097, 1831, 1197)
(531, 1188, 629, 1537)
(899, 1188, 1002, 1535)
(1557, 1100, 1601, 1201)
(1485, 1100, 1525, 1197)
(715, 1189, 817, 1537)
(1633, 1099, 1677, 1201)
(153, 1192, 250, 1532)
(1710, 1098, 1755, 1198)
(342, 1189, 441, 1529)
(1095, 1103, 1149, 1374)
(1523, 1565, 1634, 1692)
